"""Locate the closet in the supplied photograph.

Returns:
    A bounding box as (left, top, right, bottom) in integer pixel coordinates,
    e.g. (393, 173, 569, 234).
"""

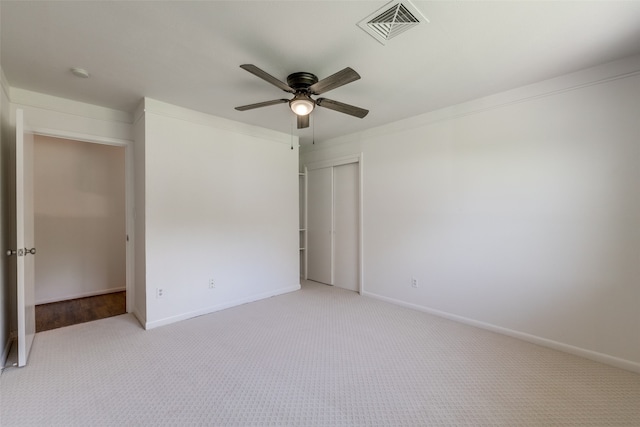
(306, 157, 360, 292)
(33, 135, 126, 322)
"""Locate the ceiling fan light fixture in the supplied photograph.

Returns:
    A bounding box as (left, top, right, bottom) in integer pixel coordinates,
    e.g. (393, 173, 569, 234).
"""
(235, 64, 368, 128)
(290, 94, 315, 116)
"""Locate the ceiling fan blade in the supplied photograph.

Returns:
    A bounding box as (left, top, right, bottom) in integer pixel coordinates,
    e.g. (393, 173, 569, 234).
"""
(297, 114, 309, 129)
(308, 67, 361, 95)
(240, 64, 295, 93)
(235, 99, 289, 111)
(316, 98, 369, 118)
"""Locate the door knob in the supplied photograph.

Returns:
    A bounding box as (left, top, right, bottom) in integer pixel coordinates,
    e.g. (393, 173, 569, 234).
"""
(6, 248, 36, 256)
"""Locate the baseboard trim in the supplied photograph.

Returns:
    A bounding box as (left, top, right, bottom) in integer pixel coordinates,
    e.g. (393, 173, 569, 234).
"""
(145, 284, 301, 330)
(35, 287, 126, 305)
(362, 291, 640, 374)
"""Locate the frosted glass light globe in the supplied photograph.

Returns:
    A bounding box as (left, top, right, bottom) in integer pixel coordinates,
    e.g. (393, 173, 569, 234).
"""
(290, 97, 315, 116)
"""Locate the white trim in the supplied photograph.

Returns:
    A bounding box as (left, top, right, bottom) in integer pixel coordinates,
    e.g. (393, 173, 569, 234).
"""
(383, 69, 640, 139)
(358, 153, 364, 295)
(302, 54, 640, 153)
(9, 88, 132, 124)
(141, 97, 295, 146)
(330, 168, 335, 285)
(28, 127, 132, 146)
(35, 287, 126, 306)
(362, 291, 640, 374)
(124, 142, 135, 314)
(145, 284, 301, 330)
(299, 166, 308, 280)
(306, 154, 361, 171)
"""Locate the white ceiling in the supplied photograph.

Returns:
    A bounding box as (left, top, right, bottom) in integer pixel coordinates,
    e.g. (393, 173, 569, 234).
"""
(2, 1, 640, 145)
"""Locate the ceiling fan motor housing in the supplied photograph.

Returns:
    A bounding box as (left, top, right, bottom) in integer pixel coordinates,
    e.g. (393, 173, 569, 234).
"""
(287, 72, 318, 92)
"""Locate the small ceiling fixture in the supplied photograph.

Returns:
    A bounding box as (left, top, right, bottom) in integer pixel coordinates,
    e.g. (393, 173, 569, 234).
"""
(357, 0, 428, 45)
(70, 67, 90, 78)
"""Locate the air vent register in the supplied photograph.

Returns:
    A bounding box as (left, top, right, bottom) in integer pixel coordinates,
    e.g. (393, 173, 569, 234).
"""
(357, 0, 428, 45)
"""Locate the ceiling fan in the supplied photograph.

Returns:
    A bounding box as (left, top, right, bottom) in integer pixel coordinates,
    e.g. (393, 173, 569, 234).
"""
(235, 64, 369, 129)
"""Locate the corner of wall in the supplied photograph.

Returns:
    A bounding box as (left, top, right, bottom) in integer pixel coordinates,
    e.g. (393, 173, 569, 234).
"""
(133, 97, 146, 126)
(132, 308, 147, 330)
(132, 105, 147, 323)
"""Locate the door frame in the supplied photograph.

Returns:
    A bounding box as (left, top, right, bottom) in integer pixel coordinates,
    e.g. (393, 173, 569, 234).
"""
(305, 153, 363, 294)
(28, 127, 135, 313)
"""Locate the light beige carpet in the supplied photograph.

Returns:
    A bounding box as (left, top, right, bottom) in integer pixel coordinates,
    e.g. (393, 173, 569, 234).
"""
(1, 280, 639, 426)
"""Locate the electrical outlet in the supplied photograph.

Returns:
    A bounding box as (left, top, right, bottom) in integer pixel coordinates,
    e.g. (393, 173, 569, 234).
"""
(156, 288, 164, 298)
(411, 278, 418, 288)
(208, 279, 215, 289)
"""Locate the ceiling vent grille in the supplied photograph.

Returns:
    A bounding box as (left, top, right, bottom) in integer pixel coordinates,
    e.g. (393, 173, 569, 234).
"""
(357, 0, 428, 45)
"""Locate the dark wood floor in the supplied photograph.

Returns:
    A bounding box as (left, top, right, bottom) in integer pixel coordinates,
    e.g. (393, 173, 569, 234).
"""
(35, 291, 126, 332)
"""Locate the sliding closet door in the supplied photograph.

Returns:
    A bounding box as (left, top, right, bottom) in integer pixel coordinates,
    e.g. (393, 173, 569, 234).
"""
(307, 167, 333, 285)
(307, 161, 360, 292)
(333, 163, 359, 291)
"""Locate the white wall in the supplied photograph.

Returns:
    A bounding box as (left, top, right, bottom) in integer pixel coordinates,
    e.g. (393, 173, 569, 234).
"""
(2, 89, 300, 333)
(33, 135, 126, 304)
(137, 99, 300, 329)
(301, 55, 640, 372)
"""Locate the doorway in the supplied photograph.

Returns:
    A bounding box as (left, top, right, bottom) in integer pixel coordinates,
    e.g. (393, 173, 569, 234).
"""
(33, 135, 126, 330)
(306, 156, 361, 292)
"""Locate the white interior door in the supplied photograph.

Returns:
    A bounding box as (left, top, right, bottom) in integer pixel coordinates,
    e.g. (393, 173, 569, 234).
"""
(333, 163, 359, 292)
(307, 167, 333, 285)
(16, 109, 36, 367)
